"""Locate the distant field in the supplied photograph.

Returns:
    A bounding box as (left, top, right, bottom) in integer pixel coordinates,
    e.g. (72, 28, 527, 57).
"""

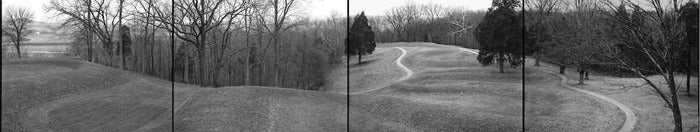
(3, 44, 71, 57)
(2, 31, 72, 54)
(20, 42, 70, 46)
(3, 45, 69, 52)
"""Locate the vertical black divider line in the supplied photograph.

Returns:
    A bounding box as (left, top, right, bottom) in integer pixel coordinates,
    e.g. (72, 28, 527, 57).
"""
(346, 0, 350, 131)
(0, 0, 2, 127)
(171, 0, 175, 131)
(521, 0, 526, 131)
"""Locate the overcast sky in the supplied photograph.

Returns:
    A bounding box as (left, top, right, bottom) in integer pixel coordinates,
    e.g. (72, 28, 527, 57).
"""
(4, 0, 693, 22)
(2, 0, 488, 22)
(348, 0, 491, 16)
(2, 0, 53, 22)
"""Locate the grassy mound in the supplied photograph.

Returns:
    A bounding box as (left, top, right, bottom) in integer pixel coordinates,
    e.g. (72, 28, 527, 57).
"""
(174, 86, 347, 131)
(2, 58, 171, 131)
(346, 42, 623, 131)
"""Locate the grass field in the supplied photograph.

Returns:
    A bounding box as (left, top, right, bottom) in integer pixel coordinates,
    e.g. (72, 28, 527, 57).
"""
(173, 81, 348, 131)
(2, 42, 696, 131)
(341, 42, 631, 131)
(531, 60, 699, 132)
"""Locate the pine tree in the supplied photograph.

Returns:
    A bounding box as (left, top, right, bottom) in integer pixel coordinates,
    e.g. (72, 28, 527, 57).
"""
(474, 0, 526, 73)
(348, 12, 376, 63)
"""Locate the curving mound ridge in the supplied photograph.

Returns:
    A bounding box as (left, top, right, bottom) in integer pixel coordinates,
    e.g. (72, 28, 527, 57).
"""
(348, 43, 522, 131)
(173, 85, 348, 131)
(2, 58, 172, 132)
(2, 58, 349, 132)
(347, 42, 623, 131)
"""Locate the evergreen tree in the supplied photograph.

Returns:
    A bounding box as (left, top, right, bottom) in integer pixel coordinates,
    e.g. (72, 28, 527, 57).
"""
(348, 12, 376, 63)
(474, 0, 526, 73)
(117, 25, 132, 56)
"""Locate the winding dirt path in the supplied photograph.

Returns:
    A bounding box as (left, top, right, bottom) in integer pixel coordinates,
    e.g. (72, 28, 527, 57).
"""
(542, 70, 637, 132)
(456, 47, 636, 132)
(349, 47, 412, 95)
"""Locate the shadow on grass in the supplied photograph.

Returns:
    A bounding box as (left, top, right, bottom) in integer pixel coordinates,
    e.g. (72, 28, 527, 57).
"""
(351, 59, 377, 68)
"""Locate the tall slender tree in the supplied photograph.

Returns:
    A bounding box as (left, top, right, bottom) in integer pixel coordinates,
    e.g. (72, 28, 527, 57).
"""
(679, 1, 698, 95)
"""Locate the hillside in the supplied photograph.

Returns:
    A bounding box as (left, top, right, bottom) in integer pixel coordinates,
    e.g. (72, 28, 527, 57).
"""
(339, 42, 626, 131)
(1, 58, 349, 131)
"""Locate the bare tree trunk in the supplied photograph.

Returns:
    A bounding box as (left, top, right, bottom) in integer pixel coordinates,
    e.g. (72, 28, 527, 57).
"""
(14, 44, 21, 58)
(197, 46, 205, 86)
(559, 65, 565, 74)
(119, 0, 124, 70)
(499, 52, 504, 73)
(87, 0, 94, 62)
(87, 33, 93, 62)
(668, 73, 683, 132)
(256, 27, 264, 85)
(687, 51, 692, 95)
(244, 7, 251, 85)
(274, 34, 280, 86)
(578, 70, 585, 85)
(213, 44, 221, 87)
(147, 0, 154, 74)
(185, 56, 189, 83)
(672, 105, 683, 132)
(358, 53, 362, 63)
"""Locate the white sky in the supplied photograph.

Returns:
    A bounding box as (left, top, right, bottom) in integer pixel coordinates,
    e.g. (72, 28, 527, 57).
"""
(2, 0, 488, 22)
(348, 0, 491, 16)
(309, 0, 347, 19)
(2, 0, 53, 22)
(2, 0, 694, 22)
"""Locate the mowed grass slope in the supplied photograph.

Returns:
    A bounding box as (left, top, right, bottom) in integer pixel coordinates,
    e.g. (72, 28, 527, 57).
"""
(173, 83, 348, 131)
(2, 58, 172, 131)
(322, 47, 404, 93)
(530, 60, 699, 132)
(348, 43, 522, 131)
(348, 42, 623, 131)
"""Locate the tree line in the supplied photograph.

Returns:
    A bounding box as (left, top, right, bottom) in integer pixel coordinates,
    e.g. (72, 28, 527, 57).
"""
(48, 0, 346, 90)
(366, 3, 486, 49)
(475, 0, 698, 131)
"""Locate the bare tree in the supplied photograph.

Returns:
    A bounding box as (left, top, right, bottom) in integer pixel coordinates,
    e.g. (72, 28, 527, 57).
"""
(130, 0, 156, 72)
(526, 0, 559, 66)
(528, 0, 559, 14)
(2, 6, 34, 58)
(421, 3, 445, 22)
(147, 0, 249, 86)
(445, 8, 480, 40)
(599, 0, 690, 131)
(385, 3, 419, 42)
(257, 0, 302, 86)
(48, 0, 121, 65)
(118, 0, 124, 69)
